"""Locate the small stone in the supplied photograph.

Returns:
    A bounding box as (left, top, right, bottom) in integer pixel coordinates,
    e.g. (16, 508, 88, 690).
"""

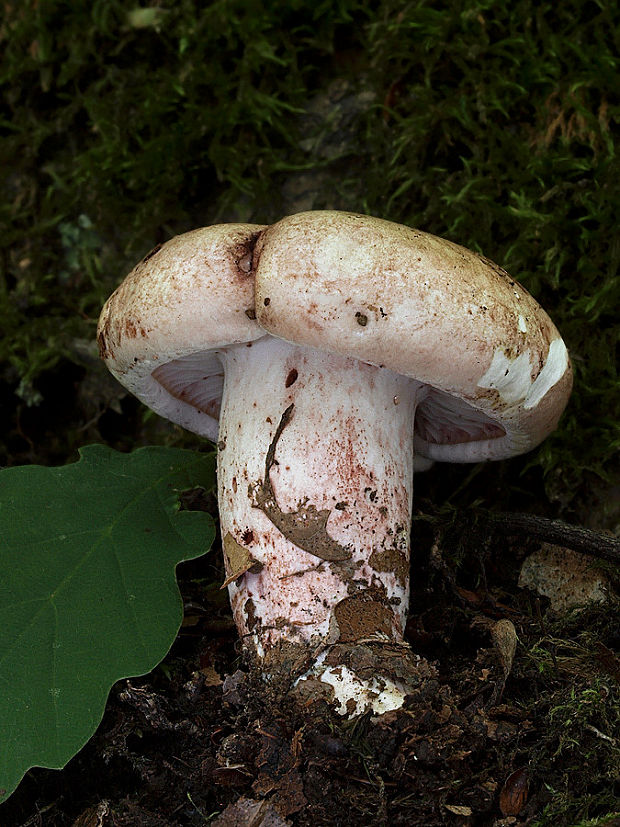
(518, 544, 609, 612)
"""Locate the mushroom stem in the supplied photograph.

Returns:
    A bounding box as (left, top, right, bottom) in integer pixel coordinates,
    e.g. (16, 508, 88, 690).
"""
(217, 336, 425, 715)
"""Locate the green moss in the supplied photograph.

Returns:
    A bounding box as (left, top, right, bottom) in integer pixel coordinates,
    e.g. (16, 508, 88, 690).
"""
(521, 602, 620, 825)
(358, 1, 620, 489)
(1, 0, 618, 492)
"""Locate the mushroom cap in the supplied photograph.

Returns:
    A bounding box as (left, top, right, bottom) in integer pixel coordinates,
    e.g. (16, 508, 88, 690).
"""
(98, 211, 572, 460)
(97, 223, 266, 440)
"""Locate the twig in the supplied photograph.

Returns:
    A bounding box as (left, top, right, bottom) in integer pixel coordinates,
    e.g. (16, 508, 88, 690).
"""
(416, 502, 620, 566)
(478, 509, 620, 566)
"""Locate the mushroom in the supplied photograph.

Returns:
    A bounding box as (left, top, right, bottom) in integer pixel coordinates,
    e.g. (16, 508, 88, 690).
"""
(97, 211, 572, 716)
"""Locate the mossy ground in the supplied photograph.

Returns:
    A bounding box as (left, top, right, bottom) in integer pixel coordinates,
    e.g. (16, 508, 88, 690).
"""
(1, 1, 618, 824)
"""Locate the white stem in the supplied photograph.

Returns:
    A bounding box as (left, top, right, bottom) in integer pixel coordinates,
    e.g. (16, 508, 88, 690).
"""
(216, 336, 424, 714)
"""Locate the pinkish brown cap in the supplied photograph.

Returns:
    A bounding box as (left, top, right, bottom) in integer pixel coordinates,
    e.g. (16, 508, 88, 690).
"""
(97, 223, 266, 441)
(254, 212, 572, 461)
(98, 211, 572, 461)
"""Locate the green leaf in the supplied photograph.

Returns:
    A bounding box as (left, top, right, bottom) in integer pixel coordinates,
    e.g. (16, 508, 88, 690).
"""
(0, 445, 216, 802)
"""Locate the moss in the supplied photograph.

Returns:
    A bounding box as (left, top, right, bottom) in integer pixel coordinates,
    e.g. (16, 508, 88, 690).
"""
(1, 0, 618, 492)
(518, 601, 620, 825)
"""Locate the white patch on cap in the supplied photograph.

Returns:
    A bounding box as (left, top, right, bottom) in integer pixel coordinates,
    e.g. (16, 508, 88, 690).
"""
(477, 349, 533, 404)
(523, 339, 569, 410)
(518, 314, 527, 333)
(478, 339, 569, 410)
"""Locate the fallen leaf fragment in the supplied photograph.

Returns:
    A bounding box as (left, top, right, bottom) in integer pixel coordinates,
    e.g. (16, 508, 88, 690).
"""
(492, 619, 517, 678)
(445, 804, 473, 815)
(222, 532, 263, 588)
(499, 767, 529, 816)
(71, 801, 110, 827)
(199, 665, 223, 687)
(212, 796, 290, 826)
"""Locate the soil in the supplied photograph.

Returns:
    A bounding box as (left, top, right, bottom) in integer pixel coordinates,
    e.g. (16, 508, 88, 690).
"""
(2, 476, 619, 826)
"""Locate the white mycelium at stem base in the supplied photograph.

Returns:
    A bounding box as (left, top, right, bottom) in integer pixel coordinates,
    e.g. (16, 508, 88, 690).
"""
(216, 336, 425, 714)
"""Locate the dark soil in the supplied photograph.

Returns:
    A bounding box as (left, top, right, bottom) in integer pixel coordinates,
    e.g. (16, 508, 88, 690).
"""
(2, 469, 619, 826)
